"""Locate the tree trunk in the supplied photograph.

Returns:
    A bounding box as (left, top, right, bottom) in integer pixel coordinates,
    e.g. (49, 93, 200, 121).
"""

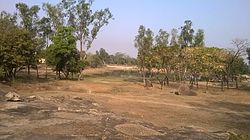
(166, 76, 169, 86)
(59, 71, 61, 79)
(80, 39, 83, 54)
(173, 74, 176, 82)
(78, 69, 84, 81)
(45, 36, 48, 79)
(221, 75, 225, 91)
(27, 65, 30, 76)
(12, 69, 16, 81)
(190, 75, 194, 89)
(143, 70, 146, 86)
(55, 71, 58, 80)
(45, 64, 48, 79)
(178, 72, 181, 82)
(206, 77, 209, 90)
(195, 76, 198, 88)
(36, 65, 39, 79)
(80, 38, 87, 60)
(226, 75, 229, 89)
(235, 76, 239, 89)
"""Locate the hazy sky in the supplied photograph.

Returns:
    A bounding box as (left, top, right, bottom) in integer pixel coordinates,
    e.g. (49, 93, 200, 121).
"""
(1, 0, 250, 57)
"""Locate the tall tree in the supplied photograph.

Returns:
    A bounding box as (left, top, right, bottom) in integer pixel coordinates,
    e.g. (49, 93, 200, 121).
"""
(180, 20, 194, 48)
(170, 28, 178, 46)
(96, 48, 109, 65)
(155, 29, 169, 47)
(0, 15, 36, 80)
(43, 3, 64, 30)
(16, 3, 40, 76)
(135, 25, 154, 85)
(16, 3, 40, 36)
(60, 0, 113, 59)
(224, 39, 249, 89)
(194, 29, 205, 47)
(46, 26, 84, 79)
(38, 17, 53, 78)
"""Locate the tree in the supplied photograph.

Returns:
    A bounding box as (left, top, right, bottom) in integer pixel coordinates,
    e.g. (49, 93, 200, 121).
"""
(0, 14, 37, 80)
(96, 48, 109, 65)
(16, 3, 40, 36)
(154, 29, 172, 88)
(180, 20, 194, 48)
(46, 26, 84, 79)
(16, 3, 40, 76)
(194, 29, 205, 47)
(155, 29, 169, 47)
(0, 11, 17, 25)
(60, 0, 113, 59)
(247, 48, 250, 64)
(43, 3, 64, 31)
(135, 25, 154, 85)
(38, 17, 53, 78)
(170, 28, 178, 46)
(224, 39, 249, 89)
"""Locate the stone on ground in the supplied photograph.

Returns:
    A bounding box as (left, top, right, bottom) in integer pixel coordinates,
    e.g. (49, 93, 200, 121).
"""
(178, 84, 197, 96)
(5, 92, 22, 102)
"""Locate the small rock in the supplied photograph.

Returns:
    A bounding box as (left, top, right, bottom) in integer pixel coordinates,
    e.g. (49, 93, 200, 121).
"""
(178, 84, 197, 96)
(5, 92, 22, 102)
(89, 109, 99, 115)
(174, 91, 180, 95)
(92, 103, 99, 106)
(57, 107, 65, 111)
(73, 96, 82, 100)
(27, 95, 36, 100)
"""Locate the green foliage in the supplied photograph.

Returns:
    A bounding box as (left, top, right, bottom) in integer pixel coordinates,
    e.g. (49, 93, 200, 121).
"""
(87, 50, 136, 68)
(110, 52, 137, 65)
(59, 0, 113, 56)
(43, 3, 64, 30)
(0, 14, 37, 80)
(16, 3, 40, 36)
(247, 48, 250, 65)
(0, 1, 113, 81)
(46, 26, 83, 78)
(194, 29, 205, 47)
(135, 25, 154, 70)
(180, 20, 194, 48)
(96, 48, 109, 65)
(170, 28, 178, 46)
(134, 21, 249, 90)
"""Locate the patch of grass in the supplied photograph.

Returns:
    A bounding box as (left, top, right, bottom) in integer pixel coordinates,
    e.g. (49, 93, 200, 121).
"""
(228, 132, 250, 140)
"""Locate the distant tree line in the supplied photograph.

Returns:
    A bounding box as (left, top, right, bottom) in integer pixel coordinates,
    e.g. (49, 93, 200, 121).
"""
(87, 48, 137, 68)
(0, 0, 113, 80)
(135, 20, 250, 90)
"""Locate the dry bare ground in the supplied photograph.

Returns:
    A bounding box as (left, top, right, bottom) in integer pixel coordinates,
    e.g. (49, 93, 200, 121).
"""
(0, 65, 250, 140)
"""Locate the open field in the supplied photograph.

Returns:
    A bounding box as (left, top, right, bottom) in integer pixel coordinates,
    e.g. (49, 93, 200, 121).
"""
(0, 66, 250, 140)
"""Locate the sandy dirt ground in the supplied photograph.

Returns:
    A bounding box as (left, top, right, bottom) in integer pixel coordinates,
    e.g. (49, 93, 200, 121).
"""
(0, 66, 250, 140)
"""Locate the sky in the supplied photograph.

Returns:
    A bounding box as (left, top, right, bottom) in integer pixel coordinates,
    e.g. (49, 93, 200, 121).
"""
(0, 0, 250, 57)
